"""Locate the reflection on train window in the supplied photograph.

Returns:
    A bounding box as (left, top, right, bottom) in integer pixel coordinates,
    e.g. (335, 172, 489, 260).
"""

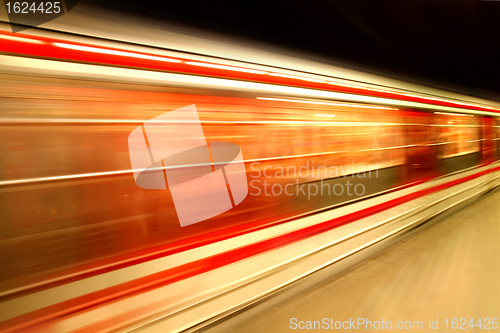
(435, 113, 480, 159)
(496, 119, 500, 151)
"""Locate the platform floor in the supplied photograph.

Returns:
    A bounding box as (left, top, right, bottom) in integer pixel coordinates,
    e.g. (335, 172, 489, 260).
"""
(203, 188, 500, 332)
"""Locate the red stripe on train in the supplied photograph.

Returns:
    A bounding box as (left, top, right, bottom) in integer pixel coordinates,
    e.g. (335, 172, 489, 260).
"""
(0, 30, 498, 114)
(4, 176, 434, 299)
(1, 166, 499, 332)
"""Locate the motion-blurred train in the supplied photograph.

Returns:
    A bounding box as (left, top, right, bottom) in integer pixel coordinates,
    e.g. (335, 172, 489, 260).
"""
(1, 6, 500, 332)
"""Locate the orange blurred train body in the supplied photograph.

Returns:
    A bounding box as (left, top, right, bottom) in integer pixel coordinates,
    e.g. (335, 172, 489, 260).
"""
(0, 23, 499, 332)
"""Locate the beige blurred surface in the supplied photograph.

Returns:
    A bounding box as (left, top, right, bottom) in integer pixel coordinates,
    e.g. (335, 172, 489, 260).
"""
(205, 188, 500, 332)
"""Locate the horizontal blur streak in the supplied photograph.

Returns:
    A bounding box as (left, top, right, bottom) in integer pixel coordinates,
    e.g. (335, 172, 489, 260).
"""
(267, 72, 327, 83)
(53, 42, 182, 63)
(0, 34, 44, 44)
(0, 29, 499, 114)
(185, 61, 269, 74)
(256, 97, 398, 110)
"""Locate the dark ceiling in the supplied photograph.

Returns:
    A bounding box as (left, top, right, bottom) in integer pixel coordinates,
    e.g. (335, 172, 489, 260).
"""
(90, 0, 500, 100)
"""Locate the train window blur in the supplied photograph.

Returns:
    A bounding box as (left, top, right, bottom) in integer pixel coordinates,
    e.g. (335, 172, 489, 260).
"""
(435, 113, 480, 159)
(480, 117, 497, 163)
(432, 112, 481, 174)
(497, 119, 500, 154)
(0, 73, 493, 293)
